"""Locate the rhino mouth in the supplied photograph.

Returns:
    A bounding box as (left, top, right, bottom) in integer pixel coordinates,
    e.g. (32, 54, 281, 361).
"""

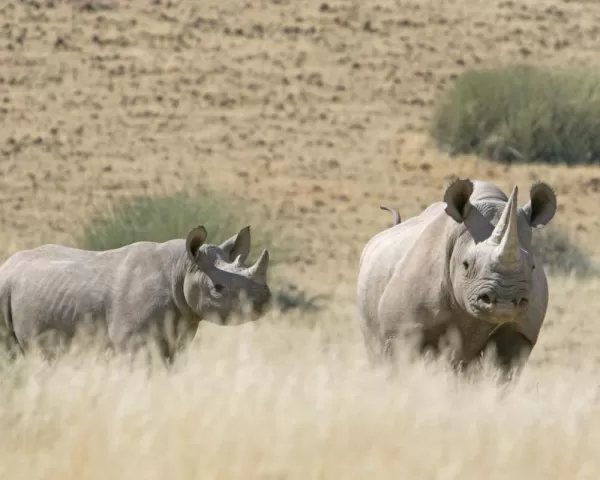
(248, 294, 273, 319)
(226, 289, 273, 321)
(249, 287, 273, 315)
(486, 314, 519, 325)
(471, 302, 522, 325)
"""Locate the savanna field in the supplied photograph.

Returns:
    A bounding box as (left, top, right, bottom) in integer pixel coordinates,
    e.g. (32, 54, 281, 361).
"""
(2, 0, 600, 478)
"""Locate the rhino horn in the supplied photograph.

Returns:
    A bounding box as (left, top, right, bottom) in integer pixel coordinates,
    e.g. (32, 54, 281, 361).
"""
(487, 185, 521, 266)
(247, 249, 269, 282)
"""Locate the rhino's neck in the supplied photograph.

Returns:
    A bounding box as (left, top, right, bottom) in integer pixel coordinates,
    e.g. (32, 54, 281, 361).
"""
(164, 240, 198, 321)
(442, 218, 464, 309)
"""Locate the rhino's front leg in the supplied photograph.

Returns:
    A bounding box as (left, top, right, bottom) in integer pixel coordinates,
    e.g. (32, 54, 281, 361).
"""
(482, 324, 534, 382)
(163, 314, 200, 361)
(379, 322, 429, 368)
(377, 291, 430, 367)
(109, 310, 199, 367)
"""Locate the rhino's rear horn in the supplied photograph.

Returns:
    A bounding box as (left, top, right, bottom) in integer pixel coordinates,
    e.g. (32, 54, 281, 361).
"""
(248, 249, 269, 282)
(487, 185, 521, 266)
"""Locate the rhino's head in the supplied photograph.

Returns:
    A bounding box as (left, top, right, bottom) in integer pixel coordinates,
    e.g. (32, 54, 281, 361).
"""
(181, 225, 272, 324)
(443, 178, 557, 324)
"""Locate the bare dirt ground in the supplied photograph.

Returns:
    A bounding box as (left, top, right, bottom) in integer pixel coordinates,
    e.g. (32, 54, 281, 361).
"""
(1, 0, 600, 293)
(3, 1, 600, 477)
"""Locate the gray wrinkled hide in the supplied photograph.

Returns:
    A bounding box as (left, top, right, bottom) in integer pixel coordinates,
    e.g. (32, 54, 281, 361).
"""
(0, 225, 272, 361)
(357, 179, 557, 380)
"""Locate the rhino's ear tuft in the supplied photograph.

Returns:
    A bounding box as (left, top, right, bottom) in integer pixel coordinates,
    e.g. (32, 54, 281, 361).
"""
(522, 181, 557, 228)
(186, 225, 208, 262)
(443, 177, 474, 223)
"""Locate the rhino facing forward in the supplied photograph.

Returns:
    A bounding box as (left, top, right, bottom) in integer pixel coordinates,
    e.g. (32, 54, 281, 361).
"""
(0, 225, 272, 361)
(357, 178, 557, 379)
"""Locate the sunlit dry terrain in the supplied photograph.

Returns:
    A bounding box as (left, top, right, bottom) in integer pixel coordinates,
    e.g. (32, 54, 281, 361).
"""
(1, 0, 600, 477)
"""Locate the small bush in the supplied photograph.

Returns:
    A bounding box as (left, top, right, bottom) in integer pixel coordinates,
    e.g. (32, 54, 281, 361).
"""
(533, 225, 597, 277)
(76, 189, 285, 264)
(431, 64, 600, 165)
(273, 283, 330, 314)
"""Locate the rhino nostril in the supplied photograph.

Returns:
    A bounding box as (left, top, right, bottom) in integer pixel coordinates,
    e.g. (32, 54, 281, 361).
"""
(478, 294, 492, 305)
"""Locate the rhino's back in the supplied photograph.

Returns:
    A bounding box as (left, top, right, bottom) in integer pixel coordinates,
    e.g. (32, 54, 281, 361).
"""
(360, 179, 508, 275)
(0, 242, 147, 287)
(360, 202, 447, 274)
(0, 247, 113, 344)
(470, 180, 509, 204)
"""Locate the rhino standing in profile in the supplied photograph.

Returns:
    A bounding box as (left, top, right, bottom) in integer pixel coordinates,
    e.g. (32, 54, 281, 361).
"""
(357, 178, 557, 380)
(0, 225, 272, 361)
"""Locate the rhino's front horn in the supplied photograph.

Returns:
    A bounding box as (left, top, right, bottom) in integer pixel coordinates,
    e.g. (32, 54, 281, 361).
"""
(487, 185, 521, 266)
(248, 249, 269, 282)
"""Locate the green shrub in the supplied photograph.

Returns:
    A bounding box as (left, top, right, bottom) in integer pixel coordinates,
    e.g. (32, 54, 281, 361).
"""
(533, 225, 597, 277)
(76, 189, 285, 265)
(431, 63, 600, 165)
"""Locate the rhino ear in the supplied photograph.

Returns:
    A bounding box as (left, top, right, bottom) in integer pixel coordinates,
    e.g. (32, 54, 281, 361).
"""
(443, 178, 474, 223)
(219, 226, 251, 263)
(522, 181, 557, 228)
(186, 225, 208, 262)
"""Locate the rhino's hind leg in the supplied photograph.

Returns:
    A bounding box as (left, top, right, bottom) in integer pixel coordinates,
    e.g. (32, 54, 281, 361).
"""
(483, 324, 534, 382)
(28, 329, 72, 362)
(0, 328, 22, 362)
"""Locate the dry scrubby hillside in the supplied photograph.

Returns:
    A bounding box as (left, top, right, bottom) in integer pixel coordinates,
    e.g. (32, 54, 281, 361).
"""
(2, 0, 600, 478)
(1, 0, 600, 291)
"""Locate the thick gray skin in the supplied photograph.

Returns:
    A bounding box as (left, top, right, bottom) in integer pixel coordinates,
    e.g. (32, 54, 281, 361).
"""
(357, 179, 557, 381)
(0, 225, 272, 362)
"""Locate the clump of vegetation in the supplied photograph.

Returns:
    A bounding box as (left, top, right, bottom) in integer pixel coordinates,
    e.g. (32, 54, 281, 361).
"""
(533, 225, 597, 277)
(273, 283, 329, 314)
(431, 63, 600, 165)
(76, 189, 325, 313)
(77, 189, 283, 264)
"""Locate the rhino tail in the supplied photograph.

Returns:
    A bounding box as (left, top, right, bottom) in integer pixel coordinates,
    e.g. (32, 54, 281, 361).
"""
(0, 290, 22, 358)
(379, 205, 401, 227)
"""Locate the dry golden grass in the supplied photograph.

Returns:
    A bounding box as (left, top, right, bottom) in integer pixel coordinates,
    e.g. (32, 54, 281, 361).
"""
(0, 275, 599, 479)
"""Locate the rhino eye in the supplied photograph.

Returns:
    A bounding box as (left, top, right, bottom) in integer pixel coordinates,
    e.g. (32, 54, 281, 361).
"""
(531, 264, 536, 271)
(213, 284, 225, 293)
(462, 260, 469, 270)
